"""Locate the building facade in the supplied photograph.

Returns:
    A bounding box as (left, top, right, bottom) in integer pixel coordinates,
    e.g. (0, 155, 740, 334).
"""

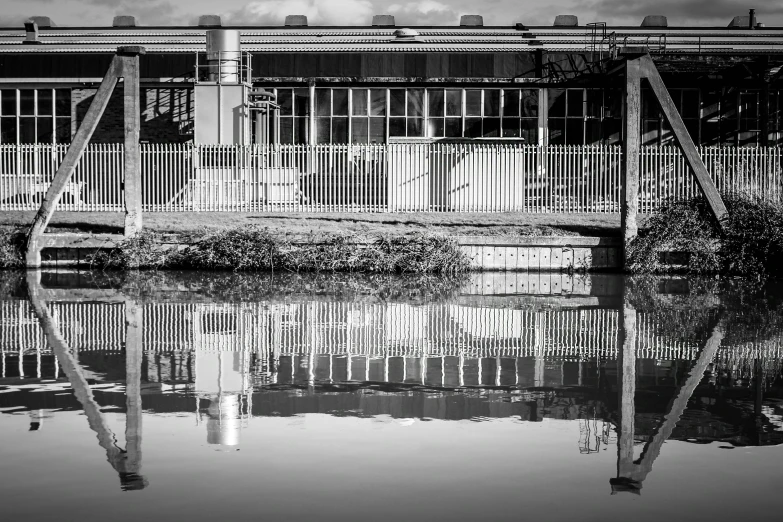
(1, 12, 783, 148)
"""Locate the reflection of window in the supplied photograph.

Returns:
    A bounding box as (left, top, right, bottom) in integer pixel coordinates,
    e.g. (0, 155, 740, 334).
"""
(548, 88, 619, 145)
(0, 88, 71, 144)
(276, 87, 310, 144)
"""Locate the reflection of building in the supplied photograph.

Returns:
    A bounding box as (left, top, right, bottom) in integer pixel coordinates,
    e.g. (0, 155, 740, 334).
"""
(193, 305, 254, 446)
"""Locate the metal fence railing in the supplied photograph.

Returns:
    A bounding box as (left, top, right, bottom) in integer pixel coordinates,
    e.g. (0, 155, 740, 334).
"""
(1, 143, 781, 213)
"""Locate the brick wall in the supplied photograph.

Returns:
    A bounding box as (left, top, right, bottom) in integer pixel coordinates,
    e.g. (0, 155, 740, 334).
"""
(73, 86, 194, 143)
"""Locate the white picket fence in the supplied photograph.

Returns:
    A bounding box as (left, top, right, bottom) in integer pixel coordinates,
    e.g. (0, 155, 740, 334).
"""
(0, 143, 781, 213)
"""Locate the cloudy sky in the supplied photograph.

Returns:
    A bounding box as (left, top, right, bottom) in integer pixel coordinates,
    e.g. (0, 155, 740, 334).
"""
(1, 0, 782, 28)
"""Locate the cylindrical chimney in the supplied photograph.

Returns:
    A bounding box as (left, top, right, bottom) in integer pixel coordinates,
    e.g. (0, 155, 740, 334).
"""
(206, 29, 241, 83)
(749, 9, 756, 29)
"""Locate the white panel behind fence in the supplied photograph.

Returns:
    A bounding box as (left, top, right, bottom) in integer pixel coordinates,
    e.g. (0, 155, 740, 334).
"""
(1, 144, 780, 213)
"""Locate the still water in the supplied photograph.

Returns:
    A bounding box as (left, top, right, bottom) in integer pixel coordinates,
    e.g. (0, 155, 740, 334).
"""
(1, 270, 782, 522)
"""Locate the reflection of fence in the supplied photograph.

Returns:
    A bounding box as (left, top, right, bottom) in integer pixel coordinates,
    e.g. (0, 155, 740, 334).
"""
(4, 300, 783, 365)
(1, 144, 781, 213)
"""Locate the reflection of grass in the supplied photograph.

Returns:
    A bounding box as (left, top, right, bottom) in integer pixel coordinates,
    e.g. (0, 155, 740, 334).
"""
(89, 227, 472, 274)
(628, 276, 783, 349)
(70, 270, 471, 305)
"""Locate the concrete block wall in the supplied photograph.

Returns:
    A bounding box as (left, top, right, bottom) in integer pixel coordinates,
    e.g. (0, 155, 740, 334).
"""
(72, 86, 194, 143)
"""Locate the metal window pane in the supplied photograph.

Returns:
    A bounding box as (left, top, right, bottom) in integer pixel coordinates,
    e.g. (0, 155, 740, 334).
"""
(521, 89, 538, 118)
(389, 117, 406, 137)
(465, 117, 482, 137)
(352, 89, 367, 116)
(407, 89, 424, 117)
(332, 89, 348, 116)
(369, 117, 384, 143)
(55, 89, 71, 117)
(316, 117, 331, 143)
(565, 119, 584, 144)
(503, 90, 520, 117)
(466, 90, 481, 117)
(20, 90, 35, 115)
(428, 118, 444, 137)
(502, 118, 520, 137)
(369, 89, 386, 116)
(390, 90, 405, 117)
(520, 119, 538, 143)
(548, 89, 566, 117)
(548, 118, 565, 144)
(37, 117, 53, 142)
(19, 117, 36, 143)
(445, 118, 461, 137)
(586, 89, 602, 118)
(428, 90, 444, 117)
(566, 90, 584, 118)
(332, 117, 348, 143)
(316, 89, 331, 117)
(294, 89, 309, 117)
(484, 90, 500, 116)
(279, 117, 293, 143)
(351, 118, 368, 143)
(1, 90, 17, 116)
(446, 90, 461, 116)
(483, 117, 500, 137)
(406, 117, 424, 137)
(0, 117, 17, 143)
(294, 117, 308, 144)
(278, 90, 293, 116)
(38, 90, 53, 116)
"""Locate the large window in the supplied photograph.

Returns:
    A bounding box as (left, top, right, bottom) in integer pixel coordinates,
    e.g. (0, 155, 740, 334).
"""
(0, 88, 72, 144)
(548, 88, 620, 145)
(642, 88, 699, 146)
(276, 88, 310, 144)
(308, 87, 539, 144)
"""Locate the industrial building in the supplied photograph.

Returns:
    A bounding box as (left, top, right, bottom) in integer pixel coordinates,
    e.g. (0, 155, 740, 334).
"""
(0, 11, 782, 148)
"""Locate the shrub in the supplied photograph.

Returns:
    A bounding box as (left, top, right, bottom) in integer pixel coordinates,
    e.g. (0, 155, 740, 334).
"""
(88, 226, 471, 274)
(87, 231, 178, 270)
(628, 191, 783, 279)
(0, 228, 25, 268)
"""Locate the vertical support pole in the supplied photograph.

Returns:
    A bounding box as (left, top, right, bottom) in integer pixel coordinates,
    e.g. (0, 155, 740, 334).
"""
(124, 299, 145, 489)
(622, 58, 642, 268)
(119, 47, 144, 237)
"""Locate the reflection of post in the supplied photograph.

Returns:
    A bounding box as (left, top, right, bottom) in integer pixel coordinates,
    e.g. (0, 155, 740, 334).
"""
(25, 271, 147, 491)
(612, 304, 724, 494)
(124, 300, 144, 489)
(613, 285, 637, 492)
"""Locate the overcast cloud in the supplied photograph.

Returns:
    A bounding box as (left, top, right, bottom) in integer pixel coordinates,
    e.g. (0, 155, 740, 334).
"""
(3, 0, 783, 27)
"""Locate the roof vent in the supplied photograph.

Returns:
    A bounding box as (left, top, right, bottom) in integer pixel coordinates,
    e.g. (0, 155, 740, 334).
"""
(285, 15, 308, 26)
(460, 15, 483, 27)
(23, 21, 41, 44)
(728, 15, 751, 27)
(113, 15, 137, 27)
(393, 28, 419, 41)
(198, 15, 222, 27)
(553, 15, 578, 27)
(641, 15, 667, 27)
(372, 15, 395, 27)
(28, 16, 55, 28)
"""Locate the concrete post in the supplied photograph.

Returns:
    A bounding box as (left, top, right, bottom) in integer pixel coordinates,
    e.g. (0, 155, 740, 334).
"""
(621, 58, 641, 269)
(119, 47, 145, 237)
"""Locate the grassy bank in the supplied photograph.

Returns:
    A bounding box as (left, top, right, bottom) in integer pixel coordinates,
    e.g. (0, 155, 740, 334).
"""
(88, 227, 472, 274)
(0, 211, 622, 238)
(627, 192, 783, 279)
